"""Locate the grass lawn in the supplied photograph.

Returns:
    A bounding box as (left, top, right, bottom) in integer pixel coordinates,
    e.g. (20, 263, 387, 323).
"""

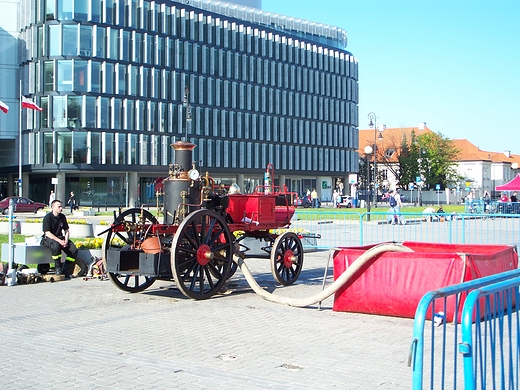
(295, 204, 466, 218)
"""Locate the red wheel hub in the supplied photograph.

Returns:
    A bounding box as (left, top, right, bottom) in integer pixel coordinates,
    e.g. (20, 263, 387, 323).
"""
(197, 244, 214, 266)
(283, 250, 296, 268)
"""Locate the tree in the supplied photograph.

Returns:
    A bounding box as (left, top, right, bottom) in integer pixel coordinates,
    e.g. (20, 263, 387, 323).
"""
(377, 130, 460, 190)
(378, 130, 420, 189)
(396, 130, 421, 189)
(416, 132, 460, 189)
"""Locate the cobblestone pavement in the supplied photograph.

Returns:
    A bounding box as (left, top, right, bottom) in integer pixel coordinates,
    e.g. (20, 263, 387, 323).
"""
(2, 250, 414, 389)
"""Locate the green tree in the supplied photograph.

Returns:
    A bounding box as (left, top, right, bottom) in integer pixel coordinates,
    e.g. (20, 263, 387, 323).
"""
(396, 131, 421, 189)
(378, 130, 420, 189)
(377, 130, 459, 190)
(416, 132, 460, 189)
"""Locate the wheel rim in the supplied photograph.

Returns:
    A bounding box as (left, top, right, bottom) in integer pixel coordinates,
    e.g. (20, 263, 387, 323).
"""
(171, 209, 233, 300)
(270, 232, 303, 286)
(103, 208, 158, 293)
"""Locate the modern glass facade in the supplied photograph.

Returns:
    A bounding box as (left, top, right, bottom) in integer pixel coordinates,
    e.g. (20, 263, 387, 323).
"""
(1, 0, 358, 206)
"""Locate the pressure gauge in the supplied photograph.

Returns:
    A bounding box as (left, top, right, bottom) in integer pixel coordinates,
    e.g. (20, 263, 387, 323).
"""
(188, 169, 200, 181)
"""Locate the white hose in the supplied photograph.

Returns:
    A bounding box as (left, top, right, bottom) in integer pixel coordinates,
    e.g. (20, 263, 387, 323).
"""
(234, 243, 413, 308)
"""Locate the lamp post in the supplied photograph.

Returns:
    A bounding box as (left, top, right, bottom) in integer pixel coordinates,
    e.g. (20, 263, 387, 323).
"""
(364, 145, 373, 221)
(368, 112, 385, 207)
(183, 85, 192, 141)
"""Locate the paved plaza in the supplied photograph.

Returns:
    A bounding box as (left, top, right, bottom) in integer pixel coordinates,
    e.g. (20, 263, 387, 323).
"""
(1, 249, 414, 389)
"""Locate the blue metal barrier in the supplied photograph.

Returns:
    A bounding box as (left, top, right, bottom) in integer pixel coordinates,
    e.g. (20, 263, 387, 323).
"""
(459, 277, 520, 390)
(409, 269, 520, 389)
(292, 210, 520, 249)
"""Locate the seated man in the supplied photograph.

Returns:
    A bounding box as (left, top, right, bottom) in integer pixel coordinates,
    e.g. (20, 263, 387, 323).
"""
(436, 206, 448, 221)
(422, 206, 437, 221)
(41, 199, 79, 279)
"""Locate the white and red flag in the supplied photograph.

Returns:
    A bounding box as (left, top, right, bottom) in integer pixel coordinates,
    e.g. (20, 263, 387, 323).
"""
(21, 96, 43, 111)
(0, 100, 8, 114)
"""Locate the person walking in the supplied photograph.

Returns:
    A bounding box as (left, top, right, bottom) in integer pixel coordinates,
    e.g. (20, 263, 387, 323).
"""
(41, 199, 79, 279)
(332, 190, 340, 208)
(389, 189, 404, 225)
(311, 188, 319, 208)
(48, 190, 55, 206)
(68, 191, 76, 213)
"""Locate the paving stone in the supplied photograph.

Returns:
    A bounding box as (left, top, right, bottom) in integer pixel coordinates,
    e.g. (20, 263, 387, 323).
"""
(0, 250, 414, 388)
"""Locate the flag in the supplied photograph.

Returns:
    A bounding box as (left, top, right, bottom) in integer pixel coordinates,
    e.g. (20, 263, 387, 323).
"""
(0, 100, 8, 114)
(21, 96, 43, 111)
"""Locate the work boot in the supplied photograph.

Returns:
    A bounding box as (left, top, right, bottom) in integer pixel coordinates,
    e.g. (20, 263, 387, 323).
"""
(52, 254, 62, 274)
(62, 260, 74, 279)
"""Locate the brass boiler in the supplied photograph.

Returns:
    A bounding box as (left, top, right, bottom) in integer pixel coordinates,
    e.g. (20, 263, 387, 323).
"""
(163, 141, 201, 224)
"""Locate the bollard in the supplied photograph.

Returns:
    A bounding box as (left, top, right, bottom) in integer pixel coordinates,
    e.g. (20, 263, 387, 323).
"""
(7, 198, 16, 286)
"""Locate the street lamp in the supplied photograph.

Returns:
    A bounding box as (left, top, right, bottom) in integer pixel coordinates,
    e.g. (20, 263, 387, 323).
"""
(364, 145, 373, 220)
(183, 85, 192, 141)
(368, 112, 385, 207)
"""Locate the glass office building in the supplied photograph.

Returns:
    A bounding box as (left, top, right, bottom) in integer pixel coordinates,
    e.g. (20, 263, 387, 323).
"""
(0, 0, 358, 206)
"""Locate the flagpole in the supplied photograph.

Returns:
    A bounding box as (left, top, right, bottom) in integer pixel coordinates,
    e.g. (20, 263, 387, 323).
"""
(18, 79, 22, 198)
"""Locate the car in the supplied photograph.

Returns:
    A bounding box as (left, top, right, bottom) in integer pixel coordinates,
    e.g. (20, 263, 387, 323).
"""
(0, 196, 47, 215)
(293, 195, 304, 207)
(294, 193, 312, 208)
(338, 196, 354, 208)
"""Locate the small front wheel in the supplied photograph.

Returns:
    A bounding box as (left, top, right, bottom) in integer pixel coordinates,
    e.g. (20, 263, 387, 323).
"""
(270, 232, 304, 286)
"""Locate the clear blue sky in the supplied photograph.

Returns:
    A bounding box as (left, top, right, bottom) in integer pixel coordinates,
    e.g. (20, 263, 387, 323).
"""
(262, 0, 520, 154)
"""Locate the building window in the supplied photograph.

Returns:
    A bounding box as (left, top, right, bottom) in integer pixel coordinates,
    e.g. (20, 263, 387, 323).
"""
(73, 131, 87, 163)
(48, 25, 61, 56)
(57, 131, 72, 163)
(44, 132, 53, 163)
(62, 24, 77, 56)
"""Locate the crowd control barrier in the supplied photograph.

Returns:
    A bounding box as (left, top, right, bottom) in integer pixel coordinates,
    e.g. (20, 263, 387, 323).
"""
(291, 210, 520, 249)
(409, 268, 520, 389)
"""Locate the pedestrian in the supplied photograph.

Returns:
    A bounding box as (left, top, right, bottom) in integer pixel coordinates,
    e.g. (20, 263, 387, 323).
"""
(48, 190, 55, 206)
(68, 191, 76, 213)
(467, 191, 474, 206)
(40, 199, 79, 279)
(311, 188, 319, 208)
(389, 189, 404, 225)
(332, 190, 339, 208)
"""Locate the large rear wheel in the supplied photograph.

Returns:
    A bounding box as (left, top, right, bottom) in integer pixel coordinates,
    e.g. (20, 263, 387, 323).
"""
(171, 209, 234, 299)
(103, 208, 158, 293)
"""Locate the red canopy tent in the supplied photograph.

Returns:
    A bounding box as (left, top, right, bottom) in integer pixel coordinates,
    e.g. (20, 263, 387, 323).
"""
(496, 174, 520, 191)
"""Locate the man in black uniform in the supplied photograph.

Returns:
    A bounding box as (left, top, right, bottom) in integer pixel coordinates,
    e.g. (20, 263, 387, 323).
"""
(41, 199, 78, 278)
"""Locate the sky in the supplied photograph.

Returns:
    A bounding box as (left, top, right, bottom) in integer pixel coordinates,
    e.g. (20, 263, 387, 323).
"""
(261, 0, 520, 154)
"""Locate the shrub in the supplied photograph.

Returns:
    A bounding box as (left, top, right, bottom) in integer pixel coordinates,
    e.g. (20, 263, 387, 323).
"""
(67, 219, 91, 225)
(25, 218, 43, 223)
(75, 237, 104, 249)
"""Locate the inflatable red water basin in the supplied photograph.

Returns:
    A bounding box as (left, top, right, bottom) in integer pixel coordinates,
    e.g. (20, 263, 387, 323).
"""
(333, 242, 518, 319)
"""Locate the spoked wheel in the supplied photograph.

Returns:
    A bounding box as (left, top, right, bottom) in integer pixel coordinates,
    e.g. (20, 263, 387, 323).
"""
(171, 209, 234, 300)
(270, 232, 304, 286)
(103, 208, 158, 293)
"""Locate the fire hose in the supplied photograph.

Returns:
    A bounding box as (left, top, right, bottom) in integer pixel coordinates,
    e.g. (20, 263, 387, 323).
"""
(234, 243, 413, 308)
